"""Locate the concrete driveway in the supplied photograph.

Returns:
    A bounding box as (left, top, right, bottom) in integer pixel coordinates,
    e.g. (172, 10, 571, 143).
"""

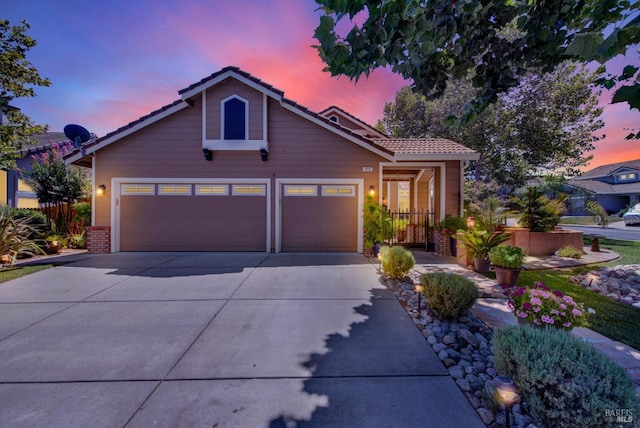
(0, 252, 482, 427)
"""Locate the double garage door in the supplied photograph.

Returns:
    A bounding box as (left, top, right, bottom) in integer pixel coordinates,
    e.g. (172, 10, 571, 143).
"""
(116, 179, 359, 252)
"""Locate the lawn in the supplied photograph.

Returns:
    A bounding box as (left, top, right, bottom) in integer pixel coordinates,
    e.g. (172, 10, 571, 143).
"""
(515, 236, 640, 350)
(559, 215, 621, 226)
(0, 264, 53, 284)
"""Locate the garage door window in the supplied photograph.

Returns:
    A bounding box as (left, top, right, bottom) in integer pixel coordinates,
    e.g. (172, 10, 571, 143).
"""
(122, 184, 155, 195)
(195, 184, 228, 196)
(158, 184, 192, 195)
(322, 185, 355, 197)
(284, 185, 317, 196)
(232, 185, 266, 196)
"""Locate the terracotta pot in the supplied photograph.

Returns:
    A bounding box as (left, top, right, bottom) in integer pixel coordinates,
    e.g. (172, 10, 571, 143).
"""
(473, 257, 491, 273)
(494, 266, 521, 287)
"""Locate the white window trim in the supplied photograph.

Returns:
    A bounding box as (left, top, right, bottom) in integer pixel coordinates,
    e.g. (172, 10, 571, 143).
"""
(158, 184, 192, 195)
(111, 178, 271, 253)
(221, 94, 249, 141)
(275, 178, 363, 253)
(195, 184, 229, 196)
(232, 184, 266, 196)
(284, 185, 318, 196)
(321, 185, 355, 197)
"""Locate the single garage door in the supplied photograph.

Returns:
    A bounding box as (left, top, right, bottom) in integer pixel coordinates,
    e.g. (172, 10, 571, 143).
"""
(119, 182, 267, 251)
(281, 183, 358, 251)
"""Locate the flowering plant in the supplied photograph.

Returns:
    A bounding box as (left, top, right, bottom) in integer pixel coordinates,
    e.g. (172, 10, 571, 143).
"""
(503, 282, 588, 329)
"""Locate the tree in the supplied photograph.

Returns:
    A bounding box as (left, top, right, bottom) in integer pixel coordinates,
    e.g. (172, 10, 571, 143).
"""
(0, 19, 51, 169)
(22, 142, 89, 235)
(313, 0, 639, 118)
(380, 63, 604, 188)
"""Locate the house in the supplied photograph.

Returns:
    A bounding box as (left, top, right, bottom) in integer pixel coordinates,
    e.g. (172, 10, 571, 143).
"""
(567, 159, 640, 214)
(0, 131, 70, 209)
(67, 66, 478, 253)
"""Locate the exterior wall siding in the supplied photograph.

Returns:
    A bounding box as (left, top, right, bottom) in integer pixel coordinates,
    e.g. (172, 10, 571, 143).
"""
(94, 94, 385, 251)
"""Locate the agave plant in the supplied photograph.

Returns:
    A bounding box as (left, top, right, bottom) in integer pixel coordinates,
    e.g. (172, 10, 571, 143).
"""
(455, 228, 511, 259)
(0, 207, 45, 267)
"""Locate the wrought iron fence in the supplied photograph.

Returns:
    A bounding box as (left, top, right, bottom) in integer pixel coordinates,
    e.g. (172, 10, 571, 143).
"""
(388, 209, 436, 251)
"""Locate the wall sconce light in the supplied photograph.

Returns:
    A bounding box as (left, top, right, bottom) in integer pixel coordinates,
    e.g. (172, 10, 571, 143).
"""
(96, 184, 106, 196)
(466, 216, 475, 229)
(493, 376, 519, 428)
(260, 148, 268, 161)
(369, 185, 375, 196)
(202, 148, 213, 161)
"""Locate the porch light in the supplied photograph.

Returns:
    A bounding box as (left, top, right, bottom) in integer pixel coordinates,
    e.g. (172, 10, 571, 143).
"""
(494, 376, 519, 428)
(96, 184, 107, 196)
(260, 148, 268, 161)
(466, 216, 475, 229)
(369, 185, 375, 196)
(203, 148, 213, 161)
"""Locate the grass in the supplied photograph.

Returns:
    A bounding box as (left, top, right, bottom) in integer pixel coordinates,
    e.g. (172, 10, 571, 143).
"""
(559, 215, 621, 226)
(0, 264, 53, 284)
(512, 236, 640, 350)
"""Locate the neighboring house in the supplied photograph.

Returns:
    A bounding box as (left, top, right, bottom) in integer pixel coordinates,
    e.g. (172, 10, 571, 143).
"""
(67, 66, 478, 253)
(0, 131, 70, 209)
(567, 159, 640, 214)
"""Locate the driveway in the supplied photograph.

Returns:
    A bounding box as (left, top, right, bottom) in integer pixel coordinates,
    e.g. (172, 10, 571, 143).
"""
(0, 252, 482, 427)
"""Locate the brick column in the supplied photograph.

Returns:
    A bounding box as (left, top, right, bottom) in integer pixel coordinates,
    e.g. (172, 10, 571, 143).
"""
(86, 226, 111, 254)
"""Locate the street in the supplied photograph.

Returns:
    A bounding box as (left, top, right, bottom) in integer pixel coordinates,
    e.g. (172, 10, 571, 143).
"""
(562, 221, 640, 242)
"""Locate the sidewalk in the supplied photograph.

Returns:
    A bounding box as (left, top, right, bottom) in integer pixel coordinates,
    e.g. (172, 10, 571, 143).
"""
(411, 248, 640, 389)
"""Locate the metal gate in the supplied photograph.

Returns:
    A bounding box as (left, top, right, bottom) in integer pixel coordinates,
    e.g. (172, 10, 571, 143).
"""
(389, 210, 436, 251)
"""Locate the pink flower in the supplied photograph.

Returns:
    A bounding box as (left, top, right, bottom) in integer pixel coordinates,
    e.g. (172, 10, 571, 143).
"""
(516, 310, 528, 318)
(551, 309, 560, 315)
(563, 322, 572, 328)
(530, 297, 542, 306)
(563, 295, 575, 304)
(522, 302, 532, 311)
(559, 303, 567, 310)
(553, 290, 564, 298)
(541, 315, 555, 324)
(533, 306, 541, 313)
(572, 309, 582, 316)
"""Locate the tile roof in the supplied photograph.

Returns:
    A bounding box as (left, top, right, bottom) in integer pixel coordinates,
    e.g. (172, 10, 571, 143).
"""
(67, 66, 478, 162)
(574, 159, 640, 180)
(19, 132, 70, 155)
(178, 66, 285, 97)
(374, 138, 476, 155)
(318, 105, 388, 138)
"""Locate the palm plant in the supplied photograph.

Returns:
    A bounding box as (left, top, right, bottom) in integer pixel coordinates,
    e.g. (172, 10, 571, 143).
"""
(455, 229, 511, 259)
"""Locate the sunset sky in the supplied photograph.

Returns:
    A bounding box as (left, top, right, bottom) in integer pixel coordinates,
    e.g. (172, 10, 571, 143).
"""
(5, 0, 640, 170)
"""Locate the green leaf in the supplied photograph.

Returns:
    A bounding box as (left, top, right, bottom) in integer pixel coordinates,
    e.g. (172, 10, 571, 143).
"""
(620, 65, 639, 81)
(565, 33, 605, 61)
(612, 85, 640, 110)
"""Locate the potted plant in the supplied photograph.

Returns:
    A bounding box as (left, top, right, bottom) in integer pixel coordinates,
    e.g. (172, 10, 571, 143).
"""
(363, 195, 393, 257)
(489, 245, 526, 286)
(438, 215, 467, 256)
(502, 281, 588, 330)
(455, 229, 510, 273)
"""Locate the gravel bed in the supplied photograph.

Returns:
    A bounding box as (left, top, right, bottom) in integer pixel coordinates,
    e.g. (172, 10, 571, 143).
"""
(384, 276, 539, 428)
(570, 265, 640, 308)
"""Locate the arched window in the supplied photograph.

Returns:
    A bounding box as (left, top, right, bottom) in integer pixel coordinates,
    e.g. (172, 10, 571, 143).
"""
(222, 95, 248, 140)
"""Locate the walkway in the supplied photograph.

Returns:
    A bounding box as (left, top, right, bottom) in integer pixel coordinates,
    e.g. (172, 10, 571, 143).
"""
(410, 248, 640, 388)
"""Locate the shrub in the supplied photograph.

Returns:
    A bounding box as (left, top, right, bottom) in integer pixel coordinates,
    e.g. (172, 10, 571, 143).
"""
(511, 187, 566, 232)
(419, 272, 478, 319)
(45, 233, 68, 248)
(489, 245, 526, 269)
(13, 208, 50, 238)
(438, 214, 467, 234)
(363, 195, 393, 247)
(0, 207, 45, 266)
(556, 245, 582, 259)
(380, 245, 415, 279)
(494, 325, 638, 427)
(68, 233, 86, 249)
